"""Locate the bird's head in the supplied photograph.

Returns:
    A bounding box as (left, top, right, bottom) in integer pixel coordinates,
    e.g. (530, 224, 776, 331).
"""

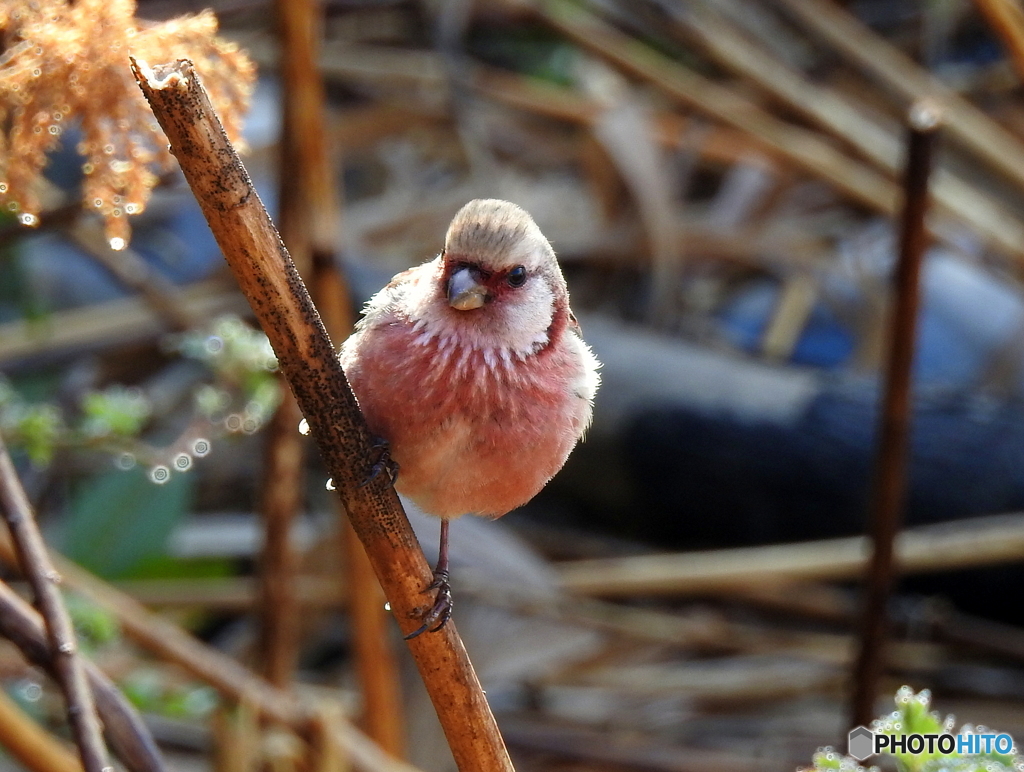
(436, 199, 569, 353)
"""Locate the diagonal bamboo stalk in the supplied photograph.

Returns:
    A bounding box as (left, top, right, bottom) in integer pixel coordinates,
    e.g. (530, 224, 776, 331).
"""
(0, 434, 110, 772)
(131, 58, 512, 772)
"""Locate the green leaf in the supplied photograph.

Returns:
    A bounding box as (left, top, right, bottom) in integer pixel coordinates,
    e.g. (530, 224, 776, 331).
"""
(64, 593, 120, 651)
(62, 467, 192, 579)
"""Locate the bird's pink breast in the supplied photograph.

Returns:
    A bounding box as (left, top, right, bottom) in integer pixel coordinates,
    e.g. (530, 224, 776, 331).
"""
(343, 320, 589, 519)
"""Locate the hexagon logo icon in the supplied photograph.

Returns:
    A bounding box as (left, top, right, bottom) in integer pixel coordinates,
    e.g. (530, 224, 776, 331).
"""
(848, 726, 875, 761)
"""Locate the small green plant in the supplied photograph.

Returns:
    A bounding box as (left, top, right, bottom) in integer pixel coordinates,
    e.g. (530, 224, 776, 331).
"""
(807, 687, 1023, 772)
(0, 314, 280, 473)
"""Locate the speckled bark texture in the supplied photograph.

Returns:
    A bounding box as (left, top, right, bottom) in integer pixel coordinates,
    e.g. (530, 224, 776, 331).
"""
(132, 57, 513, 772)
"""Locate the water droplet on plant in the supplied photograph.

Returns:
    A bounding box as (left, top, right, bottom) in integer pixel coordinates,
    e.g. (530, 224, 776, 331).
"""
(384, 602, 391, 611)
(17, 213, 38, 226)
(32, 126, 42, 134)
(93, 198, 103, 208)
(109, 237, 126, 251)
(103, 144, 114, 154)
(325, 478, 335, 491)
(149, 465, 171, 484)
(31, 68, 40, 77)
(53, 112, 62, 122)
(225, 414, 242, 432)
(298, 418, 310, 435)
(174, 453, 192, 471)
(58, 641, 75, 654)
(192, 438, 211, 457)
(125, 203, 139, 214)
(7, 202, 19, 212)
(0, 182, 7, 193)
(115, 452, 136, 470)
(48, 125, 60, 135)
(242, 418, 259, 434)
(204, 336, 223, 354)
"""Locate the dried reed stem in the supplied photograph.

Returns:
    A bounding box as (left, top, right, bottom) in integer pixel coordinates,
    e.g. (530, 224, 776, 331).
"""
(0, 434, 110, 772)
(851, 102, 940, 729)
(0, 578, 165, 772)
(257, 394, 305, 688)
(131, 58, 511, 772)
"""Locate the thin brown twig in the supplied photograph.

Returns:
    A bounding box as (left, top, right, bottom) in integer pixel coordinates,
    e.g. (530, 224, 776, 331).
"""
(850, 102, 941, 729)
(131, 58, 511, 771)
(0, 531, 425, 772)
(0, 433, 111, 772)
(0, 578, 165, 772)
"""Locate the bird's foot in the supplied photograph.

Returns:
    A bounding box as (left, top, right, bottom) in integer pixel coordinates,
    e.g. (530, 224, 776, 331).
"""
(359, 437, 399, 488)
(404, 569, 453, 640)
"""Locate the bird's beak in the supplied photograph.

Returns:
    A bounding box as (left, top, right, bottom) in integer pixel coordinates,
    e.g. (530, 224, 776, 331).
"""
(447, 266, 488, 310)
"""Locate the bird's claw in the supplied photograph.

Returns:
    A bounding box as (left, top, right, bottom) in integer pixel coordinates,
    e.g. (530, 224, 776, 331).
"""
(404, 569, 453, 640)
(359, 437, 399, 488)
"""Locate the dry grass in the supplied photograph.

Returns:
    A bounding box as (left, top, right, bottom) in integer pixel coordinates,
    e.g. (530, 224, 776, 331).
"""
(0, 0, 255, 247)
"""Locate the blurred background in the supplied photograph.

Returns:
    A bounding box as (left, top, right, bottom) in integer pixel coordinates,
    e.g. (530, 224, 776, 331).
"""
(3, 0, 1024, 770)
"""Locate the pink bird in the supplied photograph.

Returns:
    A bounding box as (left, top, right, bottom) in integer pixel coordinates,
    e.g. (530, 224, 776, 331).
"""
(340, 199, 600, 637)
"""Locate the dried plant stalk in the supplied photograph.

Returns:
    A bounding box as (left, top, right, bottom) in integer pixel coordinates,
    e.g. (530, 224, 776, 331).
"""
(257, 394, 304, 688)
(0, 578, 165, 772)
(0, 433, 109, 772)
(0, 0, 254, 246)
(273, 0, 407, 752)
(0, 531, 424, 772)
(0, 682, 80, 772)
(132, 57, 513, 772)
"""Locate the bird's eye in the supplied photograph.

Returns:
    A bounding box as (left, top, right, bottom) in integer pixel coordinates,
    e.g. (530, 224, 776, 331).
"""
(507, 266, 527, 287)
